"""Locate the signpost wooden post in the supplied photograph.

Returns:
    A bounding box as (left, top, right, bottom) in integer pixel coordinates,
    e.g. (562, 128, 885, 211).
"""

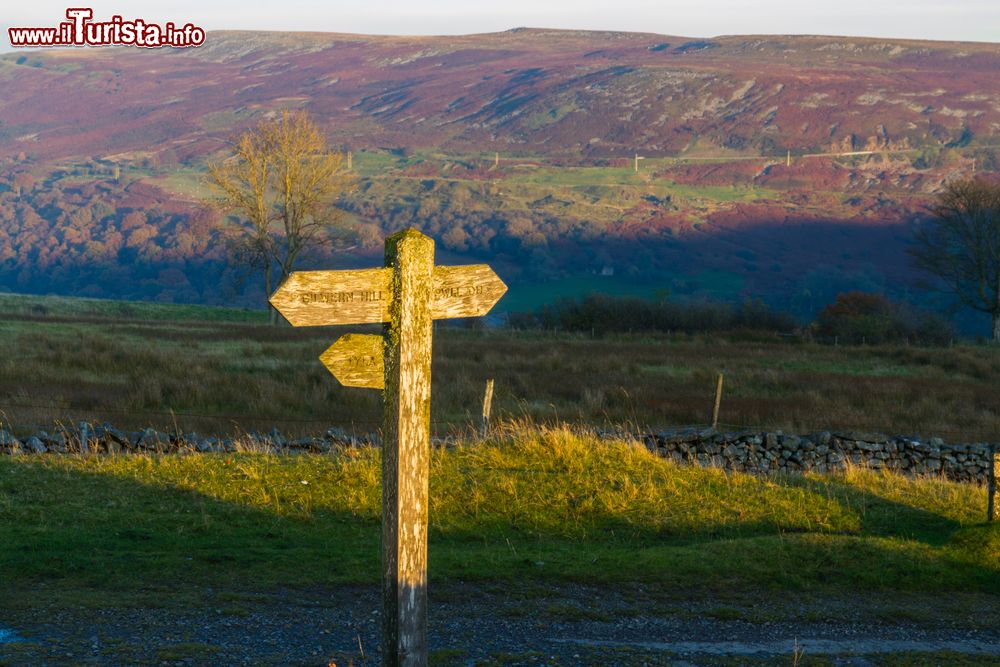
(270, 228, 506, 667)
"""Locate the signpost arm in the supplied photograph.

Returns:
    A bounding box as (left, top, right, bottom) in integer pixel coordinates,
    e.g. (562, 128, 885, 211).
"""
(381, 229, 434, 667)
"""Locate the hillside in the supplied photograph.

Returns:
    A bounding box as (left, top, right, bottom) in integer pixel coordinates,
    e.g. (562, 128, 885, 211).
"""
(0, 30, 997, 318)
(4, 29, 998, 159)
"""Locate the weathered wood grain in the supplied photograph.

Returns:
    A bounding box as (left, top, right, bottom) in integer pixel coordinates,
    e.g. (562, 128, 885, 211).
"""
(269, 268, 391, 326)
(381, 229, 433, 667)
(270, 264, 506, 327)
(430, 264, 507, 319)
(319, 334, 383, 389)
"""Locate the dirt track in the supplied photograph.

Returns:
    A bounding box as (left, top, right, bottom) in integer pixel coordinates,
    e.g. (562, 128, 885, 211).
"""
(2, 583, 999, 666)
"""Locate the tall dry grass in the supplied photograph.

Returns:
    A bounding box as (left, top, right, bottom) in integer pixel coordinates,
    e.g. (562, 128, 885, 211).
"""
(0, 315, 998, 440)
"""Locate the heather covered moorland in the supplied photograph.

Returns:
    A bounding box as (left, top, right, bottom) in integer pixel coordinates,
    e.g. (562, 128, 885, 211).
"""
(0, 30, 997, 325)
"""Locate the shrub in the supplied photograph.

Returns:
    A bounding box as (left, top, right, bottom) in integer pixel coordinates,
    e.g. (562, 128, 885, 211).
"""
(815, 291, 955, 345)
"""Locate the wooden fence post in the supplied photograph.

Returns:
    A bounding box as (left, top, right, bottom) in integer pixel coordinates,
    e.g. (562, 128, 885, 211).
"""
(481, 379, 494, 438)
(381, 229, 433, 667)
(711, 373, 724, 429)
(988, 444, 997, 523)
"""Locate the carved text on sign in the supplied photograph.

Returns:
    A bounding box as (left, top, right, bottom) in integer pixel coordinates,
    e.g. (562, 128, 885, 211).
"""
(435, 285, 484, 299)
(300, 290, 385, 304)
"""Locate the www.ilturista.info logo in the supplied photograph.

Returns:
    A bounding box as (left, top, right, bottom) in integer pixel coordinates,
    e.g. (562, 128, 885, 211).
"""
(8, 8, 205, 48)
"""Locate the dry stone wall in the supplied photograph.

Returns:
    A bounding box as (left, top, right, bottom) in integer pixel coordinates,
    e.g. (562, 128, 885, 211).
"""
(628, 427, 996, 485)
(0, 422, 996, 485)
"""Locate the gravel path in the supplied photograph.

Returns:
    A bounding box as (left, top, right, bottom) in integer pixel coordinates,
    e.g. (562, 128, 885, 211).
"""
(557, 637, 1000, 657)
(2, 584, 998, 665)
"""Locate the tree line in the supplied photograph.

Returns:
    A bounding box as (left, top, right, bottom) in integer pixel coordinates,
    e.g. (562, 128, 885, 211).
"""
(0, 174, 231, 303)
(509, 290, 957, 345)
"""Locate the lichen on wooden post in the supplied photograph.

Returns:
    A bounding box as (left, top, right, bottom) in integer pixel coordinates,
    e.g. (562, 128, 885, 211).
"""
(381, 228, 434, 667)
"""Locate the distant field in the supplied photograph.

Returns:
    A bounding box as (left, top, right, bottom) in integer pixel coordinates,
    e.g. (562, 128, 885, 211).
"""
(149, 147, 786, 211)
(0, 293, 998, 441)
(146, 167, 220, 201)
(0, 292, 265, 323)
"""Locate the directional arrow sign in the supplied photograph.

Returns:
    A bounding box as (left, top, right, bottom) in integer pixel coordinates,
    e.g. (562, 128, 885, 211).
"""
(319, 334, 383, 389)
(270, 265, 506, 326)
(269, 267, 391, 327)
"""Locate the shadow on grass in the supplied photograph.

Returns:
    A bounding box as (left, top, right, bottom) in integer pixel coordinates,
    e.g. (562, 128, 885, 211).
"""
(781, 473, 965, 546)
(0, 456, 996, 607)
(0, 457, 380, 599)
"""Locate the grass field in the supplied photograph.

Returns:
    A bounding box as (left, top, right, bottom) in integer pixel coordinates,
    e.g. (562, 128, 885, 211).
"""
(0, 295, 997, 665)
(0, 292, 999, 441)
(3, 427, 997, 664)
(0, 292, 265, 323)
(1, 427, 996, 609)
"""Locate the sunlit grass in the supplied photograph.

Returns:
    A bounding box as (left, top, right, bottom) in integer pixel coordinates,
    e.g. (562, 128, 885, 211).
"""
(1, 425, 996, 604)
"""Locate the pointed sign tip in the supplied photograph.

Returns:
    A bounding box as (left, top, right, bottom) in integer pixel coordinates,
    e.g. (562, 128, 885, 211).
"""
(320, 334, 384, 389)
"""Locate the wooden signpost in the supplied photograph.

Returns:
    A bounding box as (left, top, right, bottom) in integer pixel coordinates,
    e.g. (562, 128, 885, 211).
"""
(270, 228, 506, 667)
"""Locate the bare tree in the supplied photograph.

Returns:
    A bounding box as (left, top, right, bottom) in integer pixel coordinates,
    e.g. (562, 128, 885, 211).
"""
(910, 177, 1000, 341)
(210, 128, 274, 313)
(209, 110, 355, 323)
